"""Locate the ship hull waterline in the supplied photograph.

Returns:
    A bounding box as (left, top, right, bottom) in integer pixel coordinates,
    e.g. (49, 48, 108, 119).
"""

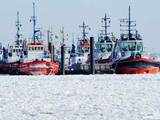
(0, 60, 60, 75)
(113, 57, 160, 74)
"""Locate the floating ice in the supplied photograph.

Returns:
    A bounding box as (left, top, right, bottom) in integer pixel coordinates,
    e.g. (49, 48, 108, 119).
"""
(0, 74, 160, 120)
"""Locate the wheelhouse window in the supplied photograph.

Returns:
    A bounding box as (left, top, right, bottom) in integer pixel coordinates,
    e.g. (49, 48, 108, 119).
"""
(106, 44, 113, 52)
(97, 42, 113, 52)
(120, 41, 143, 52)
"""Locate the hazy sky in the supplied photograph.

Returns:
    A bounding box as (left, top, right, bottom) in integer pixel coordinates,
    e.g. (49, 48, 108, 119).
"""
(0, 0, 160, 52)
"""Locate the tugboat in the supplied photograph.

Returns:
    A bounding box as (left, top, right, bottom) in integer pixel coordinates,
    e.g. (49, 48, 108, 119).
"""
(95, 13, 115, 63)
(77, 21, 91, 63)
(69, 22, 90, 64)
(68, 22, 91, 73)
(111, 6, 159, 74)
(0, 3, 59, 75)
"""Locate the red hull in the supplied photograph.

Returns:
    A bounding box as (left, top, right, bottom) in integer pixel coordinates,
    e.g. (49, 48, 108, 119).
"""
(0, 60, 60, 75)
(116, 66, 159, 74)
(114, 57, 160, 74)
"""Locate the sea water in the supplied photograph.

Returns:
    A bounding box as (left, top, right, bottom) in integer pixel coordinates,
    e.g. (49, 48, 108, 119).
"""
(0, 75, 160, 120)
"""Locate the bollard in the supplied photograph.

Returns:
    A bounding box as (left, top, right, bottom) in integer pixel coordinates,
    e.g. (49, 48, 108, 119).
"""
(51, 45, 55, 62)
(90, 37, 95, 74)
(61, 45, 65, 75)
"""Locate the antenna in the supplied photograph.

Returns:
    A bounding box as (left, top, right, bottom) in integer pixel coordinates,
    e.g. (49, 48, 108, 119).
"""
(15, 11, 22, 45)
(79, 21, 89, 40)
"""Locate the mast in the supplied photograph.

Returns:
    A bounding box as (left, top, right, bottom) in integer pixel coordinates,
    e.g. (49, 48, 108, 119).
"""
(128, 6, 131, 39)
(15, 11, 22, 45)
(30, 2, 42, 43)
(79, 21, 89, 40)
(72, 33, 75, 45)
(33, 2, 36, 43)
(101, 13, 111, 36)
(30, 2, 37, 43)
(120, 6, 136, 39)
(61, 27, 65, 45)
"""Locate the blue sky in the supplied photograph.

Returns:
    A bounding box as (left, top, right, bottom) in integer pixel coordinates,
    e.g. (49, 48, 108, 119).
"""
(0, 0, 160, 52)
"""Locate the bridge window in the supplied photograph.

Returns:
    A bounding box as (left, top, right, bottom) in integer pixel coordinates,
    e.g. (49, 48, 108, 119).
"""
(120, 42, 143, 52)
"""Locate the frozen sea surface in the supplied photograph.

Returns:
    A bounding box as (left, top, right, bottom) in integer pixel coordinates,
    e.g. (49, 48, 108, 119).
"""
(1, 75, 160, 120)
